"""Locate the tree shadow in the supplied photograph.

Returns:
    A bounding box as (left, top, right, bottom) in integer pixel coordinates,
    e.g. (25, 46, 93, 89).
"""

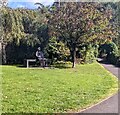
(17, 65, 26, 68)
(98, 60, 110, 64)
(16, 64, 72, 69)
(52, 65, 72, 69)
(97, 58, 120, 68)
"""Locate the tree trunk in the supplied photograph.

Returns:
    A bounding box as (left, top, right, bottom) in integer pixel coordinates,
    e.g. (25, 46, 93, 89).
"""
(2, 43, 7, 64)
(72, 45, 76, 68)
(0, 42, 2, 65)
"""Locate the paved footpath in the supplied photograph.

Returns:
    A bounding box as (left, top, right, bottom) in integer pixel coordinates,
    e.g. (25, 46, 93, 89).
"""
(81, 62, 119, 113)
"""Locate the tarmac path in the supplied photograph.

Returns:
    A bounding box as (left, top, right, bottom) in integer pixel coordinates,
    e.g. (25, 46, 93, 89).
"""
(81, 61, 119, 113)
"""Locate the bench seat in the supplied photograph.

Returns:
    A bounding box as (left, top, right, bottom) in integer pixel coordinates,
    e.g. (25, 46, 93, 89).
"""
(26, 58, 49, 68)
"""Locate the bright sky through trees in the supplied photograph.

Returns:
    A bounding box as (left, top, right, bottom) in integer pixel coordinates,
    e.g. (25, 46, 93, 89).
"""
(8, 0, 54, 9)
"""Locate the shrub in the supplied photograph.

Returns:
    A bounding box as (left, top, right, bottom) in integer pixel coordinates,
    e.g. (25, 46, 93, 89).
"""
(85, 47, 96, 64)
(99, 41, 119, 65)
(106, 42, 119, 65)
(46, 37, 70, 64)
(79, 44, 98, 64)
(53, 61, 72, 68)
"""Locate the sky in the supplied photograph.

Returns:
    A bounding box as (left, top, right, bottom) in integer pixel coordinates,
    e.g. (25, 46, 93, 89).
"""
(7, 0, 120, 9)
(8, 0, 55, 9)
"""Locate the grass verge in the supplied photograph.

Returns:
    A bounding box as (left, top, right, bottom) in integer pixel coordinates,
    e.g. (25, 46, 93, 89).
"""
(2, 62, 118, 113)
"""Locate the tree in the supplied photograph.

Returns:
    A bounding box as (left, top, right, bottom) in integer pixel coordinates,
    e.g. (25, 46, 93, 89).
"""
(0, 0, 8, 7)
(99, 2, 120, 56)
(1, 7, 48, 64)
(49, 2, 113, 68)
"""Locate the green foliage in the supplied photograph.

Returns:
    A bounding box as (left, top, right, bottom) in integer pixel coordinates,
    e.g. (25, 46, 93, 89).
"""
(78, 44, 99, 64)
(46, 37, 70, 63)
(1, 2, 118, 66)
(99, 41, 119, 65)
(1, 7, 50, 64)
(104, 2, 120, 55)
(1, 8, 26, 43)
(53, 61, 72, 68)
(49, 2, 113, 67)
(85, 45, 97, 64)
(106, 42, 119, 64)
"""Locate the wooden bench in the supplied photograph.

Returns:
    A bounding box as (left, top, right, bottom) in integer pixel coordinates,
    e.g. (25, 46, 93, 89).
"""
(26, 58, 49, 68)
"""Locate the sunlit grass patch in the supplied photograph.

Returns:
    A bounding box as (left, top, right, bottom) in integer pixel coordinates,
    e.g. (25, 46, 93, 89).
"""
(2, 63, 118, 113)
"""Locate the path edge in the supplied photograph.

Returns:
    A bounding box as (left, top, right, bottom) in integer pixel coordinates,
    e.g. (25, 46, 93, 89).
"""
(68, 62, 118, 113)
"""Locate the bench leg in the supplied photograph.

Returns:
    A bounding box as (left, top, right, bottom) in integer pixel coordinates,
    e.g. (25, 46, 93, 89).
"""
(27, 60, 29, 68)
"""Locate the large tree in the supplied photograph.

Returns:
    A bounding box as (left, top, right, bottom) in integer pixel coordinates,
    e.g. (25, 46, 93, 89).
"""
(1, 7, 49, 64)
(49, 2, 114, 68)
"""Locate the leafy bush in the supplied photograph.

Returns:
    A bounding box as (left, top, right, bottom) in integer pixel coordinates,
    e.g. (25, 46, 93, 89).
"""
(99, 41, 119, 65)
(53, 61, 72, 68)
(106, 42, 118, 64)
(78, 44, 98, 64)
(46, 37, 70, 64)
(85, 46, 96, 64)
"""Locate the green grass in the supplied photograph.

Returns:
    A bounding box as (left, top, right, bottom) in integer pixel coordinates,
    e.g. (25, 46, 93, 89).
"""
(2, 63, 118, 113)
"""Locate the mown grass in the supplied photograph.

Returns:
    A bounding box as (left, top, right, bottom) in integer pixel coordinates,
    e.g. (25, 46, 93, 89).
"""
(2, 63, 118, 113)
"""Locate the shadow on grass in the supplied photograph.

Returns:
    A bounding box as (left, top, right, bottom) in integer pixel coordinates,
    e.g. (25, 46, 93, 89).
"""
(16, 65, 48, 69)
(16, 65, 72, 69)
(17, 65, 26, 68)
(52, 65, 72, 69)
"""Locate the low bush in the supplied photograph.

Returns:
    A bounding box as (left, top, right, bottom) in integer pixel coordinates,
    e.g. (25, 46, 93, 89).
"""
(99, 41, 119, 65)
(78, 44, 98, 64)
(53, 61, 72, 68)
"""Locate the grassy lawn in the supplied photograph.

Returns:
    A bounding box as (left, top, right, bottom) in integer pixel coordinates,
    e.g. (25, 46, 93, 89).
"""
(2, 63, 118, 113)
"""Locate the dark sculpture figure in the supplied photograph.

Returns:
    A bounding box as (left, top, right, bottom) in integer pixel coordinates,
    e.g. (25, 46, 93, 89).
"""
(36, 47, 45, 67)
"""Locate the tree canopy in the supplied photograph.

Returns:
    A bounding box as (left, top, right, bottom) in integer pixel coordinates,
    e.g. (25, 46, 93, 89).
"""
(49, 2, 115, 67)
(0, 2, 119, 67)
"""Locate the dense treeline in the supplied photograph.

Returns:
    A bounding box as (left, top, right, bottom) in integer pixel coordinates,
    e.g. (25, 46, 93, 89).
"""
(1, 7, 49, 64)
(1, 2, 120, 67)
(99, 2, 120, 66)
